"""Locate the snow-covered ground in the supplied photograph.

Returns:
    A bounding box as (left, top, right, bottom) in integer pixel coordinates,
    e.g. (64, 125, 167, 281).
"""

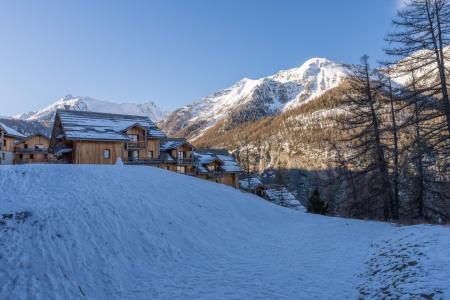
(0, 165, 448, 299)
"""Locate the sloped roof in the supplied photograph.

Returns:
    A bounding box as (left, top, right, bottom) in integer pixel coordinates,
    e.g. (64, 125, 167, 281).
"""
(0, 122, 25, 139)
(239, 176, 264, 190)
(15, 133, 50, 144)
(57, 110, 166, 141)
(193, 149, 241, 173)
(160, 138, 193, 151)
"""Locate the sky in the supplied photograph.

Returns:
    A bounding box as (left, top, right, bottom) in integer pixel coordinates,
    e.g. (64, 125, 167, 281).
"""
(0, 0, 401, 116)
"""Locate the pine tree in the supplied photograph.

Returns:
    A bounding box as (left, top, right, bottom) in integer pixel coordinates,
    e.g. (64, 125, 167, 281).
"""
(340, 55, 394, 220)
(307, 189, 328, 215)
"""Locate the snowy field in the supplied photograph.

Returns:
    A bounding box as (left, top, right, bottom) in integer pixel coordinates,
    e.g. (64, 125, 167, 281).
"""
(0, 165, 449, 299)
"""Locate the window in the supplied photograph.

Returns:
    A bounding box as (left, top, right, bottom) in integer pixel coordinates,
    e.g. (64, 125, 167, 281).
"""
(207, 164, 217, 171)
(35, 144, 44, 150)
(19, 154, 23, 159)
(44, 154, 48, 160)
(24, 143, 28, 149)
(103, 149, 111, 159)
(29, 154, 34, 160)
(148, 151, 154, 158)
(129, 134, 139, 142)
(177, 166, 186, 174)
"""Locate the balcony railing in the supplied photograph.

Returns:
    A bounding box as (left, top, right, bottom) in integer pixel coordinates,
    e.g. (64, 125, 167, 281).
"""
(124, 157, 162, 165)
(208, 170, 224, 178)
(125, 141, 145, 150)
(16, 148, 48, 153)
(161, 153, 193, 165)
(176, 158, 193, 165)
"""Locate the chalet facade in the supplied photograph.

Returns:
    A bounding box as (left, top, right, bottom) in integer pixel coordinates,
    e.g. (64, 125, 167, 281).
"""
(0, 122, 25, 165)
(14, 134, 54, 164)
(17, 109, 243, 189)
(49, 110, 166, 164)
(193, 149, 241, 188)
(160, 138, 196, 174)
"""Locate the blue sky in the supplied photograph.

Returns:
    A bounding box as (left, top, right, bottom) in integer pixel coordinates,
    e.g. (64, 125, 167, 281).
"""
(0, 0, 400, 116)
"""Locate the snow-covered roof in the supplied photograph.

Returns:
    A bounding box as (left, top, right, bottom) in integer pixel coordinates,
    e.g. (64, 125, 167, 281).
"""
(15, 133, 50, 144)
(160, 138, 193, 151)
(57, 110, 166, 141)
(239, 176, 264, 190)
(0, 122, 25, 139)
(193, 149, 241, 174)
(265, 185, 306, 211)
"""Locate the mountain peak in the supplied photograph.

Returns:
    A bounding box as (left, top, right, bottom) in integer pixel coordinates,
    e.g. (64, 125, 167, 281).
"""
(14, 95, 168, 122)
(160, 56, 349, 140)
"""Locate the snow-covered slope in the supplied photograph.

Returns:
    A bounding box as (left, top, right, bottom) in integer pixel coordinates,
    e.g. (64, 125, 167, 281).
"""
(15, 94, 168, 122)
(161, 58, 348, 139)
(1, 165, 449, 299)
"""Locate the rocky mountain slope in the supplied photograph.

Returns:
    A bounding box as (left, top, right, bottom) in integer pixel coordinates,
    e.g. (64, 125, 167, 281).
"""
(160, 58, 348, 140)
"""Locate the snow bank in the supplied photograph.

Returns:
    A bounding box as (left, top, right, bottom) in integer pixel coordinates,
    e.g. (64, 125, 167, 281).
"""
(0, 165, 448, 299)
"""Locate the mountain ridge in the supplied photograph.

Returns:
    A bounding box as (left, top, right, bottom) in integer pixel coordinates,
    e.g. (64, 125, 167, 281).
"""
(14, 94, 168, 123)
(160, 57, 349, 140)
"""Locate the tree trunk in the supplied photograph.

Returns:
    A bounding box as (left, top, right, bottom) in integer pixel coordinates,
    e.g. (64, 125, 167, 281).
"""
(387, 68, 400, 219)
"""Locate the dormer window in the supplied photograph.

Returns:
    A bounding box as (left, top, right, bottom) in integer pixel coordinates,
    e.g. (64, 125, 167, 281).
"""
(129, 134, 138, 142)
(207, 165, 217, 171)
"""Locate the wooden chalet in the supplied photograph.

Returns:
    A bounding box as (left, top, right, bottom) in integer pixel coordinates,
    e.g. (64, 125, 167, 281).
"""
(160, 138, 196, 175)
(0, 122, 25, 165)
(14, 134, 54, 164)
(49, 110, 166, 164)
(193, 149, 241, 188)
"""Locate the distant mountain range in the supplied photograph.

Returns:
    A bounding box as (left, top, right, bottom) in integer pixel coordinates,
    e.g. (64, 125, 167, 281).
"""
(159, 57, 349, 140)
(14, 94, 168, 123)
(4, 57, 349, 139)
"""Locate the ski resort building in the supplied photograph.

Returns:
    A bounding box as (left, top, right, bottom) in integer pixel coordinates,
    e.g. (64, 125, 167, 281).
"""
(193, 149, 241, 188)
(160, 138, 196, 175)
(14, 134, 54, 164)
(0, 122, 25, 165)
(49, 110, 166, 164)
(15, 109, 243, 188)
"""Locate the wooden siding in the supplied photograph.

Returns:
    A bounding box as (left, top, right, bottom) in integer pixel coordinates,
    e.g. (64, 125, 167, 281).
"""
(73, 141, 124, 164)
(15, 135, 50, 149)
(147, 139, 160, 158)
(2, 136, 16, 152)
(14, 135, 53, 163)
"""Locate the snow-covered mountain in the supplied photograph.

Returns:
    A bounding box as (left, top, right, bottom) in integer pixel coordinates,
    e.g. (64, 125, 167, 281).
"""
(15, 95, 168, 123)
(160, 58, 348, 140)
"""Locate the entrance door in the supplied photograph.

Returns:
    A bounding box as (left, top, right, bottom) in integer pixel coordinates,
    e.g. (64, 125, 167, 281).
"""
(128, 150, 139, 161)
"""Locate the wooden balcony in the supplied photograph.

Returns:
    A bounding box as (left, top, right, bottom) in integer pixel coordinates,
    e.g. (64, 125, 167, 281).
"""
(16, 148, 48, 154)
(125, 141, 146, 150)
(124, 157, 162, 165)
(208, 170, 224, 178)
(176, 158, 193, 165)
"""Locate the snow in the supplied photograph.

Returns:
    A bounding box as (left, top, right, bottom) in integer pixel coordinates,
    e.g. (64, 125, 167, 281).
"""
(160, 139, 188, 151)
(0, 121, 25, 138)
(239, 176, 263, 190)
(0, 165, 449, 299)
(264, 185, 305, 211)
(57, 110, 166, 141)
(14, 94, 168, 122)
(193, 149, 241, 173)
(163, 57, 348, 141)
